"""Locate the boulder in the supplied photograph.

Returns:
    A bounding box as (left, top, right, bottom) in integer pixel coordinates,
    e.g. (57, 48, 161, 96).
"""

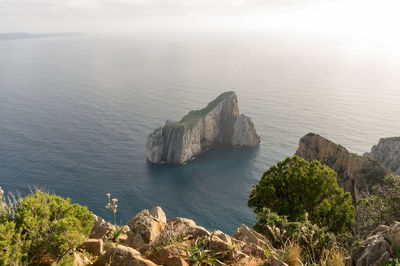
(214, 230, 232, 245)
(241, 243, 267, 259)
(125, 208, 166, 248)
(225, 248, 247, 262)
(94, 245, 158, 266)
(351, 223, 394, 266)
(148, 245, 189, 266)
(123, 231, 147, 250)
(232, 224, 276, 259)
(90, 214, 111, 239)
(189, 225, 210, 238)
(390, 222, 400, 248)
(80, 238, 103, 256)
(158, 217, 207, 242)
(232, 224, 272, 249)
(209, 235, 230, 252)
(149, 206, 167, 224)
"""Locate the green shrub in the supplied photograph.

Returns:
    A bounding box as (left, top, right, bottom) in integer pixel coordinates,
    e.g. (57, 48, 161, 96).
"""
(355, 174, 400, 241)
(254, 208, 337, 264)
(248, 156, 355, 234)
(0, 220, 24, 266)
(0, 189, 94, 265)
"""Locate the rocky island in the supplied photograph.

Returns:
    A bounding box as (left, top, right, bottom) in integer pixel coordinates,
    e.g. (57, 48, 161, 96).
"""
(146, 91, 260, 164)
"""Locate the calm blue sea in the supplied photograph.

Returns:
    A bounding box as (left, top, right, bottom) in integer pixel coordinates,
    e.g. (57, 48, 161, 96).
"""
(1, 32, 399, 234)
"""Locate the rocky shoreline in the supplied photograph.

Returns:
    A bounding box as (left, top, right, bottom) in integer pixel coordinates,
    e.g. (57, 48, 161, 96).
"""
(146, 91, 260, 165)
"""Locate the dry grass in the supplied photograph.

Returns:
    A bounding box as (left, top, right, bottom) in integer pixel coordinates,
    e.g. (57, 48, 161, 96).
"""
(284, 242, 301, 266)
(325, 250, 345, 266)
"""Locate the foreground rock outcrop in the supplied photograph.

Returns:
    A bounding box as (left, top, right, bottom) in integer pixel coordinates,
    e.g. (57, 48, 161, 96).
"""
(88, 206, 284, 266)
(350, 222, 400, 266)
(364, 137, 400, 174)
(296, 133, 390, 203)
(146, 91, 260, 164)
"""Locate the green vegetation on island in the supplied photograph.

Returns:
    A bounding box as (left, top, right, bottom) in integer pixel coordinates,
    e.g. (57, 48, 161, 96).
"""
(166, 91, 235, 128)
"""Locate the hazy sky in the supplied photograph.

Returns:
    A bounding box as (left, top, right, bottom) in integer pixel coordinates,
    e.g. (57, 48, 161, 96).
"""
(1, 0, 400, 38)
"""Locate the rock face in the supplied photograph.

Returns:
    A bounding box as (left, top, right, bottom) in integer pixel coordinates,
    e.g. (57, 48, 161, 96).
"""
(364, 137, 400, 174)
(124, 207, 167, 249)
(90, 214, 111, 239)
(146, 91, 260, 164)
(148, 246, 189, 266)
(94, 245, 158, 266)
(80, 239, 103, 256)
(232, 224, 275, 259)
(296, 133, 390, 203)
(350, 222, 400, 266)
(231, 114, 261, 146)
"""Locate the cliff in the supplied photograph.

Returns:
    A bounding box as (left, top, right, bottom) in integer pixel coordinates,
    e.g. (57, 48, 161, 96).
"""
(146, 91, 260, 164)
(295, 133, 390, 203)
(364, 137, 400, 174)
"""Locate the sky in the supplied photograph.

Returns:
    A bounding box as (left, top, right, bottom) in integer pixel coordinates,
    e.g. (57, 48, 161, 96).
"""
(1, 0, 400, 40)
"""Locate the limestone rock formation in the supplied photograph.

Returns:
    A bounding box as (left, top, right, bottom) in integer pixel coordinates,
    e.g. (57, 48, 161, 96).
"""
(93, 245, 158, 266)
(364, 137, 400, 174)
(232, 224, 276, 259)
(80, 239, 103, 256)
(231, 114, 261, 146)
(124, 208, 167, 250)
(146, 91, 260, 164)
(90, 214, 111, 239)
(296, 133, 390, 203)
(350, 222, 400, 266)
(148, 246, 189, 266)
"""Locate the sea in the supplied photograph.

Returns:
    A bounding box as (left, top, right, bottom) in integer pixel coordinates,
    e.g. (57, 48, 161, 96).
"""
(0, 32, 399, 234)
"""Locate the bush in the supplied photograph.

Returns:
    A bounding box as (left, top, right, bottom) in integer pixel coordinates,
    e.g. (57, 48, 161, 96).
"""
(0, 220, 24, 266)
(355, 174, 400, 241)
(0, 189, 94, 265)
(254, 208, 337, 264)
(248, 156, 355, 234)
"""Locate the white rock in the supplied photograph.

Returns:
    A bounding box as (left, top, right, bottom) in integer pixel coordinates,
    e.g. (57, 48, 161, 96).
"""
(146, 91, 259, 165)
(231, 114, 260, 146)
(150, 206, 167, 223)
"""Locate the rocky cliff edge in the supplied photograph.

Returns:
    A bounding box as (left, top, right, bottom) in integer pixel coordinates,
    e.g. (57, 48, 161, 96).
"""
(364, 137, 400, 175)
(295, 133, 390, 204)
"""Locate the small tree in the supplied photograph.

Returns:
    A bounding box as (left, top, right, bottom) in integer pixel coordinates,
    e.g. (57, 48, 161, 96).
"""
(248, 155, 355, 234)
(0, 189, 94, 264)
